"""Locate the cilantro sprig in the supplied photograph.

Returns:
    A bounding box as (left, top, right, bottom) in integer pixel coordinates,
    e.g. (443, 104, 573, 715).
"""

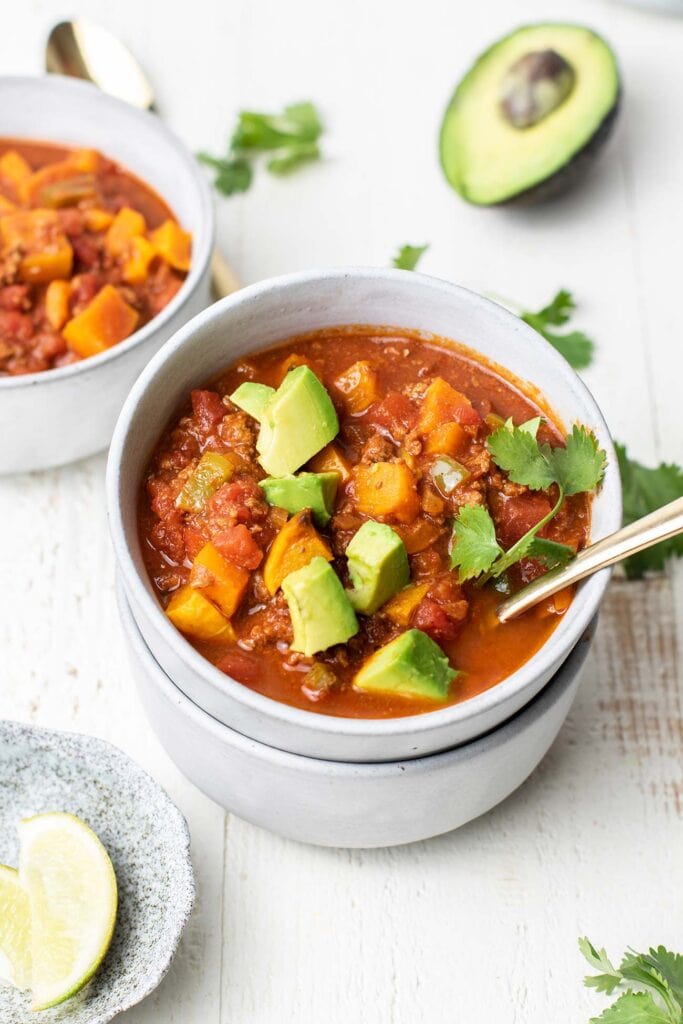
(521, 289, 595, 370)
(392, 244, 429, 271)
(450, 419, 605, 583)
(616, 444, 683, 578)
(198, 101, 323, 196)
(580, 937, 683, 1022)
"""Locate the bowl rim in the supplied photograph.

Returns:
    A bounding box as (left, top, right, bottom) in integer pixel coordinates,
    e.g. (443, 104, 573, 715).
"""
(0, 74, 214, 390)
(107, 266, 622, 743)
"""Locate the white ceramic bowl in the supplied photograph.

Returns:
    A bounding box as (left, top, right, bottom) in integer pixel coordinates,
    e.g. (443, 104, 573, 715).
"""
(0, 76, 213, 474)
(107, 268, 621, 763)
(118, 582, 594, 848)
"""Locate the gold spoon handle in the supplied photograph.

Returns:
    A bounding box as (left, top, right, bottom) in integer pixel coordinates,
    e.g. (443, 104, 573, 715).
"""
(210, 250, 241, 298)
(497, 495, 683, 623)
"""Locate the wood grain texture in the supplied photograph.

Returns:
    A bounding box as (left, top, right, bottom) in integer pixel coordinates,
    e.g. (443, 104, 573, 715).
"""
(2, 1, 683, 1021)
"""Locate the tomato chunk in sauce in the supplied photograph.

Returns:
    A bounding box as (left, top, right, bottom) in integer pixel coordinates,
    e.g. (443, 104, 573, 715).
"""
(139, 328, 591, 719)
(0, 139, 191, 376)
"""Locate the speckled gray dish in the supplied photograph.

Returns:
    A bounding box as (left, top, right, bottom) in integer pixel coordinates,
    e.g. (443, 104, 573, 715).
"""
(0, 721, 194, 1024)
(119, 582, 595, 849)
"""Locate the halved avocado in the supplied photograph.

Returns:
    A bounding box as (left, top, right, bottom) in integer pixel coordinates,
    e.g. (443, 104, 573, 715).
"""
(440, 23, 621, 206)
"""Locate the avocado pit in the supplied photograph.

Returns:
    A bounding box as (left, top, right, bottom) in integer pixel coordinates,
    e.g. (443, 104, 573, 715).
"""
(499, 49, 576, 129)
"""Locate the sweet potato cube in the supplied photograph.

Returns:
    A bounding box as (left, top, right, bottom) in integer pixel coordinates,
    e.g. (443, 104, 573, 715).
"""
(383, 583, 429, 626)
(0, 195, 16, 213)
(63, 284, 139, 358)
(424, 421, 467, 457)
(417, 377, 472, 435)
(263, 509, 333, 595)
(105, 207, 147, 257)
(45, 279, 71, 331)
(307, 442, 352, 483)
(334, 360, 381, 414)
(166, 584, 235, 643)
(0, 150, 31, 187)
(393, 519, 443, 554)
(123, 235, 157, 284)
(274, 352, 313, 384)
(84, 207, 114, 232)
(0, 210, 73, 283)
(352, 462, 420, 523)
(190, 542, 250, 618)
(150, 219, 191, 271)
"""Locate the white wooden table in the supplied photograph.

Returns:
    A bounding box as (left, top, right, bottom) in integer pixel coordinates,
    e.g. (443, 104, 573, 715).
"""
(2, 1, 683, 1020)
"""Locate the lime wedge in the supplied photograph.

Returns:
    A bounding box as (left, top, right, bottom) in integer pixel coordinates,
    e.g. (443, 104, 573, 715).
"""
(19, 812, 117, 1011)
(0, 864, 31, 990)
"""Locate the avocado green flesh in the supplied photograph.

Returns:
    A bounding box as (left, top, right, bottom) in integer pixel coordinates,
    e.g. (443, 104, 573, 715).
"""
(282, 556, 358, 657)
(346, 521, 409, 615)
(354, 629, 457, 701)
(257, 365, 339, 477)
(230, 382, 275, 422)
(440, 23, 620, 206)
(260, 472, 339, 526)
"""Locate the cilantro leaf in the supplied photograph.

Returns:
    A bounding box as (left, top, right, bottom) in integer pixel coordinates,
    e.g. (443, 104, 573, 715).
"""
(640, 949, 683, 1007)
(232, 102, 323, 151)
(199, 101, 323, 196)
(551, 424, 607, 496)
(527, 536, 575, 570)
(267, 142, 321, 175)
(449, 504, 502, 581)
(196, 153, 253, 196)
(521, 289, 594, 370)
(580, 937, 623, 994)
(487, 421, 556, 491)
(393, 244, 429, 271)
(589, 991, 672, 1024)
(616, 443, 683, 578)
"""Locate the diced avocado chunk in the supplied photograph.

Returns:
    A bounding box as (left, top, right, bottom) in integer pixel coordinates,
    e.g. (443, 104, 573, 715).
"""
(256, 365, 339, 477)
(346, 521, 410, 615)
(282, 556, 358, 656)
(260, 472, 339, 526)
(354, 629, 457, 701)
(230, 382, 275, 422)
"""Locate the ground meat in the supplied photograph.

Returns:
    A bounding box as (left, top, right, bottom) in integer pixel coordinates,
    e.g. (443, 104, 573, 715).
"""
(218, 411, 257, 461)
(359, 433, 396, 464)
(242, 593, 292, 648)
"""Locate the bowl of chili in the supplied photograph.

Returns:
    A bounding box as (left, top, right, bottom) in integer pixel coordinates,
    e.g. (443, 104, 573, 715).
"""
(0, 75, 213, 473)
(107, 268, 621, 763)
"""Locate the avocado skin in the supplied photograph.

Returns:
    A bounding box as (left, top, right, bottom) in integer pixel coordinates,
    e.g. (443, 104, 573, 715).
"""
(498, 91, 621, 206)
(439, 22, 621, 207)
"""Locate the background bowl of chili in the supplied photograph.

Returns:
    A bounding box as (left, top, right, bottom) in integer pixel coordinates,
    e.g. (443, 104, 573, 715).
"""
(118, 577, 595, 848)
(107, 268, 622, 763)
(0, 75, 213, 474)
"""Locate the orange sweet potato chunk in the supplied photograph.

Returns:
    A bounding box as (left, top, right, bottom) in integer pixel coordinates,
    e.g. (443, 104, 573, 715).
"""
(382, 583, 429, 626)
(45, 279, 71, 331)
(123, 235, 157, 284)
(150, 219, 191, 272)
(424, 421, 467, 457)
(334, 360, 381, 414)
(190, 542, 250, 619)
(63, 284, 139, 358)
(307, 442, 352, 483)
(352, 462, 420, 523)
(166, 584, 235, 643)
(0, 150, 31, 188)
(0, 210, 72, 283)
(105, 207, 147, 258)
(263, 509, 333, 596)
(417, 377, 472, 435)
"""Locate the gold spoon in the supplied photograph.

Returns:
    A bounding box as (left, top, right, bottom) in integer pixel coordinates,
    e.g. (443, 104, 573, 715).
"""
(45, 19, 240, 299)
(497, 495, 683, 622)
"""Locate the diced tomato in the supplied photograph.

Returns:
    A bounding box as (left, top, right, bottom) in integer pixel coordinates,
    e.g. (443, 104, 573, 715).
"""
(71, 233, 100, 270)
(207, 477, 268, 527)
(0, 310, 33, 343)
(33, 332, 67, 361)
(365, 391, 417, 438)
(150, 513, 185, 564)
(413, 598, 461, 642)
(213, 524, 263, 570)
(0, 285, 29, 311)
(191, 389, 225, 433)
(452, 404, 482, 428)
(183, 525, 208, 560)
(70, 272, 102, 313)
(58, 208, 86, 238)
(491, 492, 553, 548)
(217, 649, 261, 685)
